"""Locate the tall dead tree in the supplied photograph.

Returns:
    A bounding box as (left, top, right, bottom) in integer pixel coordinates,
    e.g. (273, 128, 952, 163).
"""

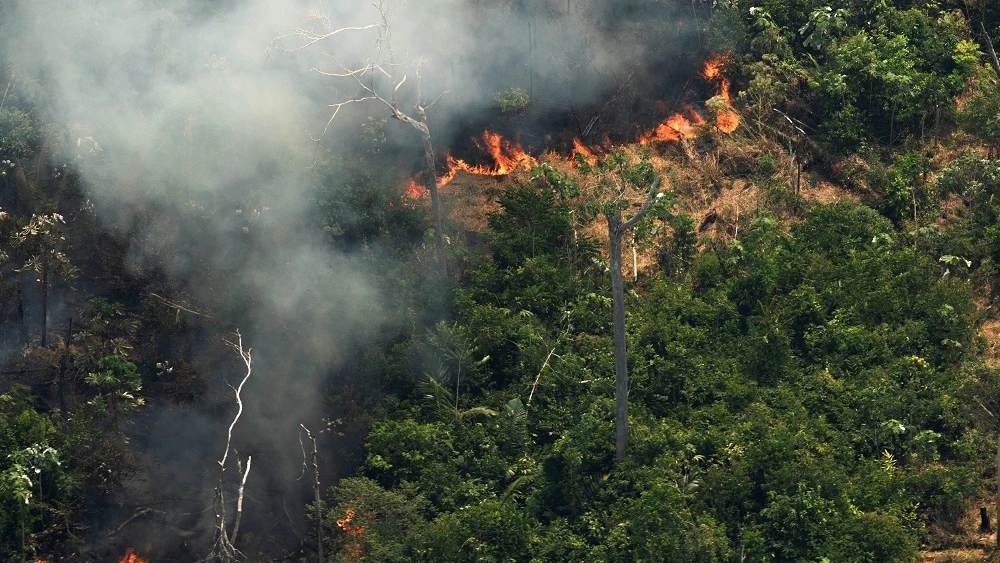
(607, 174, 661, 459)
(208, 331, 254, 563)
(300, 424, 323, 563)
(981, 22, 1000, 79)
(271, 1, 449, 278)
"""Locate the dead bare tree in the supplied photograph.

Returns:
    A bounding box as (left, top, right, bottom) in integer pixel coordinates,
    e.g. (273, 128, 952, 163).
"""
(299, 424, 323, 563)
(607, 174, 661, 459)
(270, 1, 450, 278)
(207, 331, 254, 563)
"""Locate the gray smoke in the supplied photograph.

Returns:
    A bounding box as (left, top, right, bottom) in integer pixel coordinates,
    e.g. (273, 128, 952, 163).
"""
(1, 0, 699, 555)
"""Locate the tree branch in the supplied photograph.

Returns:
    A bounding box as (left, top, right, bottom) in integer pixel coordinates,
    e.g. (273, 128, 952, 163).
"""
(621, 174, 663, 231)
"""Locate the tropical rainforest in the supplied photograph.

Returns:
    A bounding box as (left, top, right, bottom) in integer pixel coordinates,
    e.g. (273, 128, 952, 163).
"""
(2, 0, 1000, 562)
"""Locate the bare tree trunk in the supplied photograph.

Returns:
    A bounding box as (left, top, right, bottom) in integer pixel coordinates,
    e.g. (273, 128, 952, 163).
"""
(301, 425, 323, 563)
(17, 283, 27, 345)
(274, 6, 449, 278)
(608, 213, 628, 459)
(12, 158, 31, 216)
(982, 22, 1000, 79)
(632, 243, 638, 282)
(607, 175, 662, 459)
(406, 116, 447, 279)
(211, 332, 254, 563)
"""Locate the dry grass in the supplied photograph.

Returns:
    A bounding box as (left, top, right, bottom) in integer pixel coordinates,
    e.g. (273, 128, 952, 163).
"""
(801, 179, 859, 205)
(921, 548, 992, 563)
(981, 317, 1000, 363)
(921, 503, 998, 562)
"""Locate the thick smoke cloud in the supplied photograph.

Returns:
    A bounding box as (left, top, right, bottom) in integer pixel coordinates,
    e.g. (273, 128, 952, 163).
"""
(1, 0, 698, 554)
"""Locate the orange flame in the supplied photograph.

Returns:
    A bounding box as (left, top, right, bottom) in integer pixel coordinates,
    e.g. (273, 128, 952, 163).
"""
(403, 177, 426, 200)
(571, 138, 598, 166)
(639, 107, 706, 144)
(640, 54, 740, 143)
(402, 130, 538, 191)
(704, 55, 740, 133)
(337, 507, 366, 561)
(399, 56, 738, 192)
(701, 56, 725, 81)
(119, 548, 149, 563)
(438, 130, 538, 187)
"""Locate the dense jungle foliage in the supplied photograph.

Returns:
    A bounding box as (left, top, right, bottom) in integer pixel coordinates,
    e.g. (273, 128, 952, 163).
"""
(6, 0, 1000, 562)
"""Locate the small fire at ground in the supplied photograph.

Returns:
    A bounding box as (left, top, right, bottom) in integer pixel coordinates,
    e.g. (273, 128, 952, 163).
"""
(119, 547, 149, 563)
(571, 138, 599, 166)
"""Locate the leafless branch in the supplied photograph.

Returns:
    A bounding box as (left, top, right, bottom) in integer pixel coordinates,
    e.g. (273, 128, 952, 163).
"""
(230, 456, 251, 546)
(269, 23, 382, 54)
(0, 81, 12, 111)
(528, 346, 558, 407)
(107, 507, 156, 537)
(622, 175, 663, 231)
(149, 292, 213, 322)
(207, 330, 254, 563)
(528, 311, 572, 406)
(274, 0, 450, 277)
(976, 394, 997, 420)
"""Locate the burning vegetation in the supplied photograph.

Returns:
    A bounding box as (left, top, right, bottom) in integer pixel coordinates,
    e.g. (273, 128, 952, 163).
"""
(118, 547, 149, 563)
(8, 0, 999, 560)
(336, 507, 366, 561)
(639, 55, 740, 143)
(404, 55, 740, 202)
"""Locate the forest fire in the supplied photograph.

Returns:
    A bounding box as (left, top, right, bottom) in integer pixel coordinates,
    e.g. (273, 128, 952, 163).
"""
(403, 177, 426, 200)
(639, 55, 740, 143)
(337, 507, 365, 561)
(702, 55, 740, 133)
(571, 138, 599, 166)
(438, 130, 538, 187)
(403, 55, 739, 198)
(118, 547, 149, 563)
(403, 130, 538, 202)
(638, 108, 706, 144)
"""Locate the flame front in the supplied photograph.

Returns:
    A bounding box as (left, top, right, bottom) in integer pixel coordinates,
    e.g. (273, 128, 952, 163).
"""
(439, 130, 538, 187)
(400, 56, 738, 192)
(704, 55, 740, 133)
(119, 548, 149, 563)
(402, 130, 538, 193)
(639, 107, 706, 144)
